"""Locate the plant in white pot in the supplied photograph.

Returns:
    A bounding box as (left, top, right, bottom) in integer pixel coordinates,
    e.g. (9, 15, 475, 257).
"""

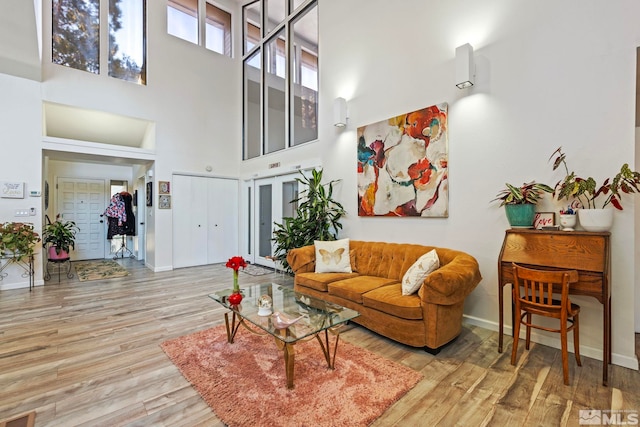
(42, 217, 79, 260)
(491, 181, 554, 227)
(549, 147, 640, 231)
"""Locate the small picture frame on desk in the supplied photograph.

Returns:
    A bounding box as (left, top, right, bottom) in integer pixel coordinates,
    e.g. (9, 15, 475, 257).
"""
(533, 212, 555, 229)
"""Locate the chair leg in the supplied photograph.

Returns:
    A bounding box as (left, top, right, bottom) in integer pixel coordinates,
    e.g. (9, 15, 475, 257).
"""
(561, 324, 569, 385)
(525, 313, 532, 350)
(511, 312, 521, 366)
(573, 314, 582, 367)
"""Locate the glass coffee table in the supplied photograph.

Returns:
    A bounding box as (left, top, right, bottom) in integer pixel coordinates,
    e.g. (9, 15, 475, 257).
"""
(209, 283, 360, 389)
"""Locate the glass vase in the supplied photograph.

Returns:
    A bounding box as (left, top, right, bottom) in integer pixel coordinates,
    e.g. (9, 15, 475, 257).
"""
(233, 270, 240, 293)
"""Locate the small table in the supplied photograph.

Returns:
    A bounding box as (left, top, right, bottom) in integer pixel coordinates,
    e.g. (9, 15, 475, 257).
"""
(209, 283, 360, 389)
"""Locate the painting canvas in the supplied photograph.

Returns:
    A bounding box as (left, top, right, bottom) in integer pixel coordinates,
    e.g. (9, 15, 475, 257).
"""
(357, 103, 448, 217)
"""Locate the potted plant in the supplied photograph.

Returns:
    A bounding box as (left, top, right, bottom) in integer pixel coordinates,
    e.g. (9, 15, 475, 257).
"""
(491, 181, 554, 227)
(272, 168, 346, 273)
(42, 217, 79, 259)
(549, 147, 640, 231)
(0, 222, 41, 260)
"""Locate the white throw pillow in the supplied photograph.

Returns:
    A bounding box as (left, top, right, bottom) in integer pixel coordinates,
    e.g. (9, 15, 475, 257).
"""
(314, 239, 352, 273)
(401, 249, 440, 295)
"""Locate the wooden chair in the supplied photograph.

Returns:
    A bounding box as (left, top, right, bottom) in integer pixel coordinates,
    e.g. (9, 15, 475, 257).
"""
(510, 262, 581, 385)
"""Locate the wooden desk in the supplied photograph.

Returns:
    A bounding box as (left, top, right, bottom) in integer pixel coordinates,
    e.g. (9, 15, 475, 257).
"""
(497, 229, 611, 385)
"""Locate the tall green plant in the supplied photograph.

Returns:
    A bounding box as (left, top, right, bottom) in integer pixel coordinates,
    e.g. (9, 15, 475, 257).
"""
(272, 169, 346, 272)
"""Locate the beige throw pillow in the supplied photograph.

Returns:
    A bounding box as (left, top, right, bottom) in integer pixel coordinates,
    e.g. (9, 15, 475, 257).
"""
(314, 238, 352, 273)
(401, 249, 440, 295)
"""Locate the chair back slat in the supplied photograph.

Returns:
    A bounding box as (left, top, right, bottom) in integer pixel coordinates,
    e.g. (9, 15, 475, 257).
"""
(512, 263, 578, 316)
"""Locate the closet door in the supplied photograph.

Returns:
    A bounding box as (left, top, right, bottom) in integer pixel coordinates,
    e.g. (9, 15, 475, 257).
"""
(173, 175, 208, 268)
(173, 175, 239, 268)
(207, 178, 239, 264)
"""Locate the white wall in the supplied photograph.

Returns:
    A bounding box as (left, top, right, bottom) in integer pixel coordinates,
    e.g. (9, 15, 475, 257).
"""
(36, 0, 242, 272)
(305, 0, 639, 369)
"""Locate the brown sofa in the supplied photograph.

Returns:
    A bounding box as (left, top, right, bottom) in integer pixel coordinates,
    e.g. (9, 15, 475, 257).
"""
(287, 240, 482, 353)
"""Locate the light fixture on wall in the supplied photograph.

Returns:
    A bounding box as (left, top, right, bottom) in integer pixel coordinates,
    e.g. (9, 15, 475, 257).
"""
(333, 97, 348, 127)
(455, 43, 475, 89)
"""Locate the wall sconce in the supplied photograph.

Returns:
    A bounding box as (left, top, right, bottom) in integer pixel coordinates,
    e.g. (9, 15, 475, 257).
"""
(455, 43, 475, 89)
(333, 97, 348, 127)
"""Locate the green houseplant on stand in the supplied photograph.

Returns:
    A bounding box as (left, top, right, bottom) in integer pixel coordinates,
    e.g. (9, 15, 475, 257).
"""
(549, 147, 640, 231)
(0, 222, 40, 260)
(491, 181, 554, 228)
(42, 217, 79, 260)
(272, 168, 346, 273)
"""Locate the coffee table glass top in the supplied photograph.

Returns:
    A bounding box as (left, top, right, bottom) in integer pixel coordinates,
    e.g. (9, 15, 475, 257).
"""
(209, 283, 360, 343)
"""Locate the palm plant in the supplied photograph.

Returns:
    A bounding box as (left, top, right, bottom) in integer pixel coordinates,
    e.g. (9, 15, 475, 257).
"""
(272, 168, 346, 273)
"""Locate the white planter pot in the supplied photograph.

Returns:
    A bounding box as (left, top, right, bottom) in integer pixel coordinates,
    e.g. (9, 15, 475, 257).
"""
(577, 209, 613, 232)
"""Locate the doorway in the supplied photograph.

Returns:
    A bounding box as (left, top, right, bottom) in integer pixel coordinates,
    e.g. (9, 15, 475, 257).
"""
(252, 172, 303, 267)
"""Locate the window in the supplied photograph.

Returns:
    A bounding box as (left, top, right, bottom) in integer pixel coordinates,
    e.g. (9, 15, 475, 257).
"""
(167, 0, 198, 44)
(168, 0, 233, 58)
(242, 0, 318, 159)
(109, 0, 146, 84)
(205, 3, 231, 57)
(52, 0, 146, 85)
(52, 0, 100, 74)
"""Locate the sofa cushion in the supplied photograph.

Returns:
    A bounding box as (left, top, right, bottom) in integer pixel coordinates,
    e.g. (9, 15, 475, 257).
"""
(362, 284, 423, 320)
(295, 271, 360, 292)
(314, 238, 352, 273)
(401, 249, 440, 295)
(328, 276, 397, 304)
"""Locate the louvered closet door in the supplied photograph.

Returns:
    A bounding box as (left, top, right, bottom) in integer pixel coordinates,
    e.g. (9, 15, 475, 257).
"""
(57, 178, 106, 260)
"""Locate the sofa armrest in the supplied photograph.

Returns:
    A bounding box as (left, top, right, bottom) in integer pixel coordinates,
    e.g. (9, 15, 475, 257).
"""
(419, 252, 482, 305)
(286, 245, 316, 274)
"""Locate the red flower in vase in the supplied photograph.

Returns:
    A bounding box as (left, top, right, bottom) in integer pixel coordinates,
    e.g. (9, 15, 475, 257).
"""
(226, 256, 248, 272)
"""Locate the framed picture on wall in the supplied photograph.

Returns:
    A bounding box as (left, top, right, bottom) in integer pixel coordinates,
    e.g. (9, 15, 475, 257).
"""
(159, 181, 170, 194)
(146, 182, 153, 206)
(159, 195, 171, 209)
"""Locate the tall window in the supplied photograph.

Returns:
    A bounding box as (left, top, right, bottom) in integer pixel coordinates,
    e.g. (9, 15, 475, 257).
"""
(52, 0, 100, 74)
(242, 0, 318, 160)
(109, 0, 146, 84)
(52, 0, 146, 85)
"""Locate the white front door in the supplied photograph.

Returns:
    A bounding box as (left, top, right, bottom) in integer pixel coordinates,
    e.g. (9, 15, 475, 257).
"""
(57, 177, 106, 260)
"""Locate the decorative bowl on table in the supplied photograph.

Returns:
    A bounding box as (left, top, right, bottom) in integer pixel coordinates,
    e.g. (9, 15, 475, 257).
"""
(271, 311, 304, 329)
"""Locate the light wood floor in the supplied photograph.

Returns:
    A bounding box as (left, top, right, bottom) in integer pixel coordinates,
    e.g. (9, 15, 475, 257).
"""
(1, 259, 638, 427)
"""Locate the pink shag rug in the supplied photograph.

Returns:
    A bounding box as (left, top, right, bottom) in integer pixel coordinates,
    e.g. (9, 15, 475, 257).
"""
(160, 324, 422, 427)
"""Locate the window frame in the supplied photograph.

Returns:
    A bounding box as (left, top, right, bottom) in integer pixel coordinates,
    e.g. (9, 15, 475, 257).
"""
(242, 0, 318, 160)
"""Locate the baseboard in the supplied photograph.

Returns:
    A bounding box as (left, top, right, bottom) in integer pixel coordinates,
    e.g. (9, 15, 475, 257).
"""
(462, 314, 639, 371)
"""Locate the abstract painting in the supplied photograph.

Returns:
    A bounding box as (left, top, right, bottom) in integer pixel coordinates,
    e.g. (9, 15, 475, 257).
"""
(357, 103, 448, 217)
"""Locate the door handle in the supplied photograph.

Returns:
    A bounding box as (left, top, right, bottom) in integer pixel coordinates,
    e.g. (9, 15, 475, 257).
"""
(140, 222, 145, 225)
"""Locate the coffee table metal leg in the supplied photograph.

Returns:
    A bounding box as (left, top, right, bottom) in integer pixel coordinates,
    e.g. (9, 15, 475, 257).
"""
(224, 312, 242, 343)
(315, 329, 340, 369)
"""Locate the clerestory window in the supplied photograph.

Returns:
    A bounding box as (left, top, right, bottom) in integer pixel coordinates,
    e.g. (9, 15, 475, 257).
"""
(242, 0, 318, 160)
(52, 0, 147, 85)
(167, 0, 233, 58)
